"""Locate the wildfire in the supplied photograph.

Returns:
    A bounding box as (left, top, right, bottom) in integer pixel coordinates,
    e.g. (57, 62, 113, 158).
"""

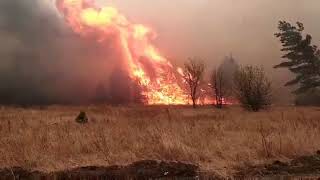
(56, 0, 188, 105)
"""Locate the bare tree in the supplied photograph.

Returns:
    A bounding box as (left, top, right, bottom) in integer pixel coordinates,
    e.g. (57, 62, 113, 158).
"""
(183, 58, 205, 108)
(234, 65, 272, 111)
(210, 68, 225, 108)
(218, 54, 239, 100)
(210, 55, 239, 108)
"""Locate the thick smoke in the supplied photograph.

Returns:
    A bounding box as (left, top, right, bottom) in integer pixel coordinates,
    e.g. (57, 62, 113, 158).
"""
(0, 0, 143, 105)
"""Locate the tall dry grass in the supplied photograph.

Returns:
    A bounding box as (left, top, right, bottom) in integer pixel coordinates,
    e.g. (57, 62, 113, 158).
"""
(0, 105, 319, 176)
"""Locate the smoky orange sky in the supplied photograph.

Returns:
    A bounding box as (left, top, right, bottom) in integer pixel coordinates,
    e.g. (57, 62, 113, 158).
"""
(95, 0, 320, 101)
(0, 0, 319, 104)
(95, 0, 320, 65)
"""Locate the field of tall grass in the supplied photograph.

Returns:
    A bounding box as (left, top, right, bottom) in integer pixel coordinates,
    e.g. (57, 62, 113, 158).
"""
(0, 105, 319, 177)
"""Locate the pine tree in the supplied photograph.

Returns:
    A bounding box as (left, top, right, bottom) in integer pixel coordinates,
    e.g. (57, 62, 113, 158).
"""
(274, 21, 320, 93)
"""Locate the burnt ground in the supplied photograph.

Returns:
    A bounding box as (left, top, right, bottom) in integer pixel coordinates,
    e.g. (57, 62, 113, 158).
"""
(0, 160, 222, 180)
(3, 153, 320, 180)
(235, 151, 320, 179)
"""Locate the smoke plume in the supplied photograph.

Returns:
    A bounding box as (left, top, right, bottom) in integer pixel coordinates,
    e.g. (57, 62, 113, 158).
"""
(0, 0, 142, 105)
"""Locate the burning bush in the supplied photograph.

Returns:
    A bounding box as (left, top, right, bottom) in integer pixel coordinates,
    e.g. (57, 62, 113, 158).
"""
(234, 65, 272, 111)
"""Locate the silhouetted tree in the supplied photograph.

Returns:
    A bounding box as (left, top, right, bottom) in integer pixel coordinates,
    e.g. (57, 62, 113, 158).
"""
(107, 69, 146, 104)
(275, 21, 320, 93)
(130, 78, 147, 104)
(183, 58, 205, 108)
(234, 65, 272, 111)
(212, 54, 239, 105)
(210, 68, 225, 108)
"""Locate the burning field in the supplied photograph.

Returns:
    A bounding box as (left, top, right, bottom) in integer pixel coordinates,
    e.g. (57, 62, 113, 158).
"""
(0, 105, 320, 178)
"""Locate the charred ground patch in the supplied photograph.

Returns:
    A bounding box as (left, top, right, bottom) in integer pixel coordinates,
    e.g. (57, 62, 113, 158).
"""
(235, 152, 320, 179)
(0, 160, 218, 180)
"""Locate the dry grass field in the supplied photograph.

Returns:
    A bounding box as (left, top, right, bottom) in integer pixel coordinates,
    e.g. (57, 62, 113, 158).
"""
(0, 105, 319, 177)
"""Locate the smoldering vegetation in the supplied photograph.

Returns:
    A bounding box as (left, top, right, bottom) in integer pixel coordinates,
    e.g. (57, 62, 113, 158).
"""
(0, 0, 144, 105)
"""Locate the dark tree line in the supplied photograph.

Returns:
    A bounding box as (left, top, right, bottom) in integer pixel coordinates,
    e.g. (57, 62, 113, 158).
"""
(183, 56, 272, 111)
(181, 20, 320, 110)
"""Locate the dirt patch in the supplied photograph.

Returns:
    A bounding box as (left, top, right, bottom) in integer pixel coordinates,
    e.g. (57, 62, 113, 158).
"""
(235, 152, 320, 179)
(0, 160, 222, 179)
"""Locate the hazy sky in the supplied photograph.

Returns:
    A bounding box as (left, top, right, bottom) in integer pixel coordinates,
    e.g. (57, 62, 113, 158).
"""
(94, 0, 320, 65)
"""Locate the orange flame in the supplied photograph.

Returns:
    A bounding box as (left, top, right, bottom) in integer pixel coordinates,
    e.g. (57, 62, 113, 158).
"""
(56, 0, 188, 104)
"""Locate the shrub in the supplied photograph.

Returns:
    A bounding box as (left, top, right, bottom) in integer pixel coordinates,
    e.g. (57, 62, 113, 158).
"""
(76, 111, 88, 123)
(234, 65, 272, 111)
